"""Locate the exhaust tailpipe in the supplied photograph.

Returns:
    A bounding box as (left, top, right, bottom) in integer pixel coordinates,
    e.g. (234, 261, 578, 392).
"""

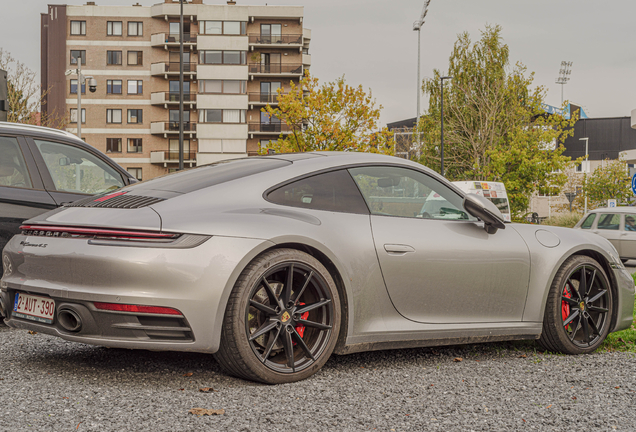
(57, 309, 82, 332)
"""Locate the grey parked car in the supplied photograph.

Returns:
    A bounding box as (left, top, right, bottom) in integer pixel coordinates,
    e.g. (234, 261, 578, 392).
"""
(2, 153, 634, 384)
(574, 207, 636, 263)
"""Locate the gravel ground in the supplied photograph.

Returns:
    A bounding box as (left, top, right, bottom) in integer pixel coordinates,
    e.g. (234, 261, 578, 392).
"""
(1, 325, 636, 432)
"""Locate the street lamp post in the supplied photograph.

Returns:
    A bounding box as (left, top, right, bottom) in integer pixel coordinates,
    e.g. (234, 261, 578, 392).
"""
(580, 137, 589, 214)
(413, 1, 430, 125)
(67, 53, 96, 140)
(440, 76, 452, 177)
(178, 0, 185, 171)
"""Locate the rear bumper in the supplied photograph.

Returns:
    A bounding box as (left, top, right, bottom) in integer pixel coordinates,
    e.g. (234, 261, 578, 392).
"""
(612, 267, 636, 332)
(1, 234, 273, 353)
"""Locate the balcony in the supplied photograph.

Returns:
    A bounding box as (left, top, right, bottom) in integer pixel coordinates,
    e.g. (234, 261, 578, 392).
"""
(151, 32, 198, 49)
(150, 150, 197, 167)
(248, 34, 303, 47)
(248, 92, 287, 107)
(248, 122, 292, 136)
(151, 121, 197, 137)
(151, 62, 197, 79)
(248, 63, 303, 76)
(151, 92, 197, 108)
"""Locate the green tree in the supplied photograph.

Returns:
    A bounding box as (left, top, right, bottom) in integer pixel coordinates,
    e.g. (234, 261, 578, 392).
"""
(417, 25, 578, 216)
(262, 72, 394, 155)
(583, 159, 632, 208)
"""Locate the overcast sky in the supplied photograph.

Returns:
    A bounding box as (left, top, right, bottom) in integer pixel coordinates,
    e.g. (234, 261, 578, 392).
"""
(4, 0, 636, 126)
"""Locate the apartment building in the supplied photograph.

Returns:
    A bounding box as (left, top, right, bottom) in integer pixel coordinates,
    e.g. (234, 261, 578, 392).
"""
(41, 0, 311, 180)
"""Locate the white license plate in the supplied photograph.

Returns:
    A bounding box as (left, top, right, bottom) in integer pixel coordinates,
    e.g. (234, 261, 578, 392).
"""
(13, 292, 55, 324)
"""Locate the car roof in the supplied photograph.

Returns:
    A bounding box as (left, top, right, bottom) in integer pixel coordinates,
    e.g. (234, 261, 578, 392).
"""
(589, 207, 636, 213)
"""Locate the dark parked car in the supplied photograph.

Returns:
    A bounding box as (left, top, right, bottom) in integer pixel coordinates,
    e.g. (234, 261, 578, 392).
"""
(0, 122, 135, 277)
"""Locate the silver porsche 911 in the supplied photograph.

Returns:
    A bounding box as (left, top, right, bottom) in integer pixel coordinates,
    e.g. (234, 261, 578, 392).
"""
(1, 152, 634, 384)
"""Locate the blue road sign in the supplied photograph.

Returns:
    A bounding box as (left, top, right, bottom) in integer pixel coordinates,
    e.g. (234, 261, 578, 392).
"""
(632, 173, 636, 195)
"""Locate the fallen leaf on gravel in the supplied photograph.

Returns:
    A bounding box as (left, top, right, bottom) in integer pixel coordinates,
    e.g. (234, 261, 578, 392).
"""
(431, 350, 440, 356)
(572, 396, 577, 400)
(183, 372, 193, 377)
(62, 397, 68, 399)
(546, 405, 552, 409)
(615, 386, 621, 389)
(453, 358, 463, 362)
(27, 331, 37, 335)
(178, 388, 184, 391)
(189, 408, 225, 416)
(518, 354, 527, 358)
(199, 387, 217, 393)
(76, 423, 82, 430)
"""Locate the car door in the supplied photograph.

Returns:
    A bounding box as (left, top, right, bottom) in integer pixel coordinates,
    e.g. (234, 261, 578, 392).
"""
(592, 213, 622, 255)
(25, 137, 126, 205)
(349, 165, 531, 324)
(0, 135, 58, 275)
(619, 213, 636, 259)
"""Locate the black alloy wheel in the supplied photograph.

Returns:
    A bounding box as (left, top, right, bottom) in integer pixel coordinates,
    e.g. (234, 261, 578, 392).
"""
(539, 255, 613, 354)
(215, 249, 341, 384)
(246, 261, 335, 374)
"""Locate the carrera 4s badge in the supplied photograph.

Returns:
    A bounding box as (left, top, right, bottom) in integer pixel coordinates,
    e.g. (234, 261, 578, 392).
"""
(20, 241, 48, 248)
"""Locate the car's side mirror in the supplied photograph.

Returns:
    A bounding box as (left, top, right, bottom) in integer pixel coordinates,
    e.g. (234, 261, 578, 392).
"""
(463, 193, 506, 234)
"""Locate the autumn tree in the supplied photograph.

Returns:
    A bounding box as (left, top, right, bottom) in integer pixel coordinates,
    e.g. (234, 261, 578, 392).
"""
(262, 72, 394, 154)
(417, 25, 578, 216)
(0, 48, 66, 128)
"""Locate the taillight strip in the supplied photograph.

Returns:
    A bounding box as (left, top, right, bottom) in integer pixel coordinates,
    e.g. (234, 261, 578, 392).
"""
(20, 225, 177, 239)
(93, 302, 182, 316)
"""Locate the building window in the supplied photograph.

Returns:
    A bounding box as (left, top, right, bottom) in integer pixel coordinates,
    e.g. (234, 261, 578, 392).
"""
(127, 51, 143, 66)
(70, 108, 86, 124)
(199, 109, 245, 124)
(201, 21, 246, 35)
(127, 80, 143, 95)
(70, 79, 86, 94)
(127, 168, 142, 181)
(127, 109, 143, 124)
(128, 21, 143, 36)
(107, 21, 123, 36)
(127, 138, 142, 153)
(199, 50, 246, 65)
(107, 109, 122, 124)
(70, 21, 86, 36)
(106, 138, 122, 153)
(107, 79, 122, 94)
(260, 139, 272, 150)
(107, 51, 122, 65)
(70, 50, 86, 65)
(198, 80, 246, 94)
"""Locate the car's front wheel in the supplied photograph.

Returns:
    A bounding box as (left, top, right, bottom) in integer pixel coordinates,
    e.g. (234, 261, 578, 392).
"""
(214, 248, 341, 384)
(538, 255, 613, 354)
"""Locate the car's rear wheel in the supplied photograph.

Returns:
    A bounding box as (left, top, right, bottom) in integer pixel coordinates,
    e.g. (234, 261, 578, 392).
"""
(214, 248, 341, 384)
(538, 255, 613, 354)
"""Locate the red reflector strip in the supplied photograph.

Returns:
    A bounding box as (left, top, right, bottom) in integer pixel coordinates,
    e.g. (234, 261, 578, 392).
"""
(93, 191, 128, 202)
(93, 302, 182, 315)
(20, 225, 177, 239)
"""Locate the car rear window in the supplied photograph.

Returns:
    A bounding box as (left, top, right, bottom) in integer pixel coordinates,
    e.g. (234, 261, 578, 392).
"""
(580, 213, 596, 229)
(267, 170, 369, 214)
(125, 157, 291, 194)
(597, 213, 620, 230)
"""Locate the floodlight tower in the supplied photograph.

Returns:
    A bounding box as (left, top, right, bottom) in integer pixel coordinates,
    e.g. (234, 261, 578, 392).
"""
(413, 0, 431, 124)
(555, 61, 573, 107)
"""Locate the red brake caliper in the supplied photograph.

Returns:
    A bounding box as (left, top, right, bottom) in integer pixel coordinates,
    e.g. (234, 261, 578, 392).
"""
(562, 284, 572, 330)
(294, 303, 310, 341)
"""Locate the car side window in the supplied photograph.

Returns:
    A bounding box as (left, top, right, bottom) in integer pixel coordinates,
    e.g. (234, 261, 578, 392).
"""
(267, 169, 369, 214)
(348, 166, 475, 220)
(580, 213, 596, 229)
(624, 214, 636, 231)
(597, 213, 620, 230)
(0, 136, 33, 189)
(33, 139, 124, 194)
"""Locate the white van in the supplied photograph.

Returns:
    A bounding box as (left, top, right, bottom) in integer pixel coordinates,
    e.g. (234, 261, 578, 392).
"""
(452, 181, 512, 222)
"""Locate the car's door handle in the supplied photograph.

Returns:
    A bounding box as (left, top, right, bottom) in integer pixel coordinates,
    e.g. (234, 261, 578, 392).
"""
(384, 244, 416, 255)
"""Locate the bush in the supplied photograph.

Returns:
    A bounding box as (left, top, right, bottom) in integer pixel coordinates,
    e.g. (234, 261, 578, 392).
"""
(541, 212, 583, 228)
